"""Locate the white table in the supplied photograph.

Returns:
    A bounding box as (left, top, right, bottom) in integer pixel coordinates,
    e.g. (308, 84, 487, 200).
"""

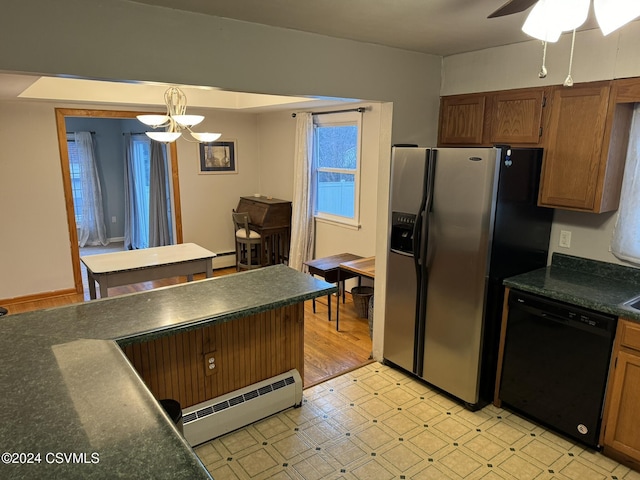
(81, 243, 216, 299)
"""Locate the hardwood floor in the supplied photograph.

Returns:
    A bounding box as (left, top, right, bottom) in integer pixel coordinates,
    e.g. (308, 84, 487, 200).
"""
(1, 267, 373, 388)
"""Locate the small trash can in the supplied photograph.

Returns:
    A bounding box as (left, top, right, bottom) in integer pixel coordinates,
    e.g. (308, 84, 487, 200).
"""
(0, 307, 7, 317)
(160, 399, 183, 435)
(351, 286, 374, 319)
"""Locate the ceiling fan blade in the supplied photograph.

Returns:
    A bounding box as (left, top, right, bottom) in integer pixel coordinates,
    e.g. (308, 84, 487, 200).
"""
(488, 0, 539, 18)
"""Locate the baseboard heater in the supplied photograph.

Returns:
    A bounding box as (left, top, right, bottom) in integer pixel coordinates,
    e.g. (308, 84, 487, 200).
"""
(182, 369, 303, 446)
(212, 251, 236, 269)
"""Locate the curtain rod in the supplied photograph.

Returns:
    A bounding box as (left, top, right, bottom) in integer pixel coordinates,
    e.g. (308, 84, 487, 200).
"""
(66, 131, 95, 134)
(122, 132, 148, 135)
(291, 107, 366, 118)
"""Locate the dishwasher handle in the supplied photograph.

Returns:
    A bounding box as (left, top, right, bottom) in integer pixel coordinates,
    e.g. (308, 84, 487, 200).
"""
(508, 290, 617, 338)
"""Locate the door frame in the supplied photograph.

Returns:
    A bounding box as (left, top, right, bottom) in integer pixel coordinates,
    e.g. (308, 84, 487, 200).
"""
(55, 108, 183, 294)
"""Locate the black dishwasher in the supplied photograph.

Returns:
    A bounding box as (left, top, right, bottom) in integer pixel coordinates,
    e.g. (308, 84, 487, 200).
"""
(499, 289, 617, 448)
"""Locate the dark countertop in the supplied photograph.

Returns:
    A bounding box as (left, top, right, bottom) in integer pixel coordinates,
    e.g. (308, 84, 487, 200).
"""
(0, 265, 335, 479)
(503, 253, 640, 320)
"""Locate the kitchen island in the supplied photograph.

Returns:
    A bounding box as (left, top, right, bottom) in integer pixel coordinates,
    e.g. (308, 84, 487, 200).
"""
(0, 265, 334, 479)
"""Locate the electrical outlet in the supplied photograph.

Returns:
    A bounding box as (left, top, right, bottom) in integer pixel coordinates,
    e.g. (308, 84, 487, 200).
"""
(559, 230, 572, 248)
(204, 352, 217, 376)
(111, 216, 117, 223)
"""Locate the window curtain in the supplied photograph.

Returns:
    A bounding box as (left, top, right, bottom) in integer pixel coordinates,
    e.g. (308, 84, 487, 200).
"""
(611, 104, 640, 263)
(288, 112, 316, 271)
(123, 134, 149, 250)
(75, 132, 108, 247)
(148, 141, 172, 247)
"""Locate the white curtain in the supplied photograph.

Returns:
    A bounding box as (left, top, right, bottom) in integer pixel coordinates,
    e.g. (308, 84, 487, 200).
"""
(75, 132, 108, 247)
(289, 113, 316, 271)
(124, 134, 150, 250)
(148, 141, 172, 247)
(611, 104, 640, 263)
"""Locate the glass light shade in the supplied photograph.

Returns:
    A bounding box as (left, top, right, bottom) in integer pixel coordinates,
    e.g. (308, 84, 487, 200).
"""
(137, 115, 169, 127)
(173, 114, 204, 127)
(190, 132, 222, 143)
(522, 0, 590, 41)
(522, 0, 562, 42)
(594, 0, 640, 35)
(146, 131, 182, 143)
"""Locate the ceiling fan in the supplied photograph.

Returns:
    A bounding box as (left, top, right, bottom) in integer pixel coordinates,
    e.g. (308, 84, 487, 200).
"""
(488, 0, 537, 18)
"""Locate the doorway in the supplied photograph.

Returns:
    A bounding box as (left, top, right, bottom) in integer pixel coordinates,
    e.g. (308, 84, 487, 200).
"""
(55, 108, 184, 295)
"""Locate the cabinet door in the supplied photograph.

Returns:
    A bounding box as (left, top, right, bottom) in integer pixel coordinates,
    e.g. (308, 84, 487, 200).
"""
(490, 89, 545, 144)
(438, 94, 486, 145)
(539, 84, 611, 211)
(603, 349, 640, 460)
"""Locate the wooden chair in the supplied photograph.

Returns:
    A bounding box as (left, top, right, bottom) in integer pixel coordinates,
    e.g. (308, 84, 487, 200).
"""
(232, 211, 262, 270)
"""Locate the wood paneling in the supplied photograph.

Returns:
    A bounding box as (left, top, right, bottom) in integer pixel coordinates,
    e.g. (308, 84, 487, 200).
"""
(123, 303, 304, 409)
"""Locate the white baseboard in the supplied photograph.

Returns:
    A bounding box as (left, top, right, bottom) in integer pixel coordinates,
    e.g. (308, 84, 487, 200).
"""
(108, 237, 125, 243)
(213, 251, 236, 269)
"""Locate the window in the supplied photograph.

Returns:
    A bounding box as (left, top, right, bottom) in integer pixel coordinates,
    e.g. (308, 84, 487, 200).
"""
(313, 112, 362, 227)
(67, 137, 83, 225)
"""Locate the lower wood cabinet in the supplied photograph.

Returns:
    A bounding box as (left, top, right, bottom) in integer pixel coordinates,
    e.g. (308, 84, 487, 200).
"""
(602, 319, 640, 470)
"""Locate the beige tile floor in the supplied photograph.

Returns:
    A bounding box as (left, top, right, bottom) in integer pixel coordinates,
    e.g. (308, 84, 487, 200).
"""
(195, 362, 639, 480)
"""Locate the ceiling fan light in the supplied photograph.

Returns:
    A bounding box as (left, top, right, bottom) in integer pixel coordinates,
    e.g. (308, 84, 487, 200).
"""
(550, 0, 590, 31)
(522, 0, 562, 42)
(137, 115, 169, 127)
(173, 114, 204, 127)
(190, 132, 222, 143)
(594, 0, 640, 35)
(146, 131, 182, 143)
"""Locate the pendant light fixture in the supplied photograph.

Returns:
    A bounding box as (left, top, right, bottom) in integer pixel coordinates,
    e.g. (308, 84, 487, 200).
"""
(137, 86, 221, 143)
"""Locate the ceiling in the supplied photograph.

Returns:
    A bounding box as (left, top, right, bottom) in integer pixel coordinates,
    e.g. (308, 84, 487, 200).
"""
(125, 0, 585, 56)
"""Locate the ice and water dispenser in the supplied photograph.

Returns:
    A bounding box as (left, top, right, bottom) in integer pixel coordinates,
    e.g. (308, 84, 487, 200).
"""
(390, 212, 416, 255)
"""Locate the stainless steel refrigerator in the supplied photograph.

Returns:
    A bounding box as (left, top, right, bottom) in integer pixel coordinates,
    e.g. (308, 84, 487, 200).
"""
(384, 146, 553, 408)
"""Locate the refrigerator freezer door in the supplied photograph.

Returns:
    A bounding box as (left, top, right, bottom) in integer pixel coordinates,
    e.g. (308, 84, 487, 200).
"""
(421, 148, 500, 404)
(384, 147, 429, 373)
(385, 250, 420, 371)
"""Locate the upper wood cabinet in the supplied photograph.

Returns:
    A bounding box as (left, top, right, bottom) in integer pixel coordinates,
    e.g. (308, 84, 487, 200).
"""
(438, 94, 487, 145)
(438, 87, 547, 147)
(490, 89, 546, 145)
(538, 81, 632, 212)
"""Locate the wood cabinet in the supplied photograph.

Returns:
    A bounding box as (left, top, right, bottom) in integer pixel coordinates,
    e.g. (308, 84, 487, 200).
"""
(438, 93, 487, 145)
(601, 319, 640, 470)
(538, 81, 632, 212)
(438, 88, 547, 147)
(490, 89, 546, 145)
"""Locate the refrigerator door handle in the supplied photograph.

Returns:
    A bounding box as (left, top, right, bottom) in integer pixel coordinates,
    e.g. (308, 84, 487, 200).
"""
(413, 150, 436, 376)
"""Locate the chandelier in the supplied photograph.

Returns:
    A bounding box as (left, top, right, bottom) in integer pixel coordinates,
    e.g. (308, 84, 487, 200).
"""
(520, 0, 640, 85)
(137, 86, 221, 143)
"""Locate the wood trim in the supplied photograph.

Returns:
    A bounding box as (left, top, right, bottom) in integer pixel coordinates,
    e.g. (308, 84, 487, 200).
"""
(0, 288, 77, 306)
(54, 108, 184, 295)
(493, 286, 511, 407)
(123, 303, 305, 409)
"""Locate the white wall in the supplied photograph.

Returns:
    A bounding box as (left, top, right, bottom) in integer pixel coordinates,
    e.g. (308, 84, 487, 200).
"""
(176, 109, 261, 260)
(442, 23, 640, 267)
(0, 101, 74, 295)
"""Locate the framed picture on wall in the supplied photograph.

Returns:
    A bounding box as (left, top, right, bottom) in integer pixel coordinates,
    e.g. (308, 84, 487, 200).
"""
(199, 140, 237, 174)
